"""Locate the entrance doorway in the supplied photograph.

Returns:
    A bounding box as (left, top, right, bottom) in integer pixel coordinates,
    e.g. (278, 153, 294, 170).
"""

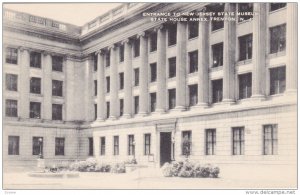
(160, 132, 172, 166)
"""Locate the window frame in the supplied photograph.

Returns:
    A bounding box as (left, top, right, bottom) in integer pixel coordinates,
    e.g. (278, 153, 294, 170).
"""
(144, 134, 151, 155)
(52, 103, 63, 120)
(6, 74, 18, 91)
(128, 135, 135, 156)
(263, 124, 278, 155)
(30, 101, 41, 119)
(232, 127, 245, 155)
(100, 137, 106, 156)
(205, 129, 216, 155)
(52, 80, 63, 97)
(55, 137, 65, 156)
(5, 99, 18, 117)
(8, 136, 19, 155)
(5, 47, 18, 65)
(30, 77, 41, 94)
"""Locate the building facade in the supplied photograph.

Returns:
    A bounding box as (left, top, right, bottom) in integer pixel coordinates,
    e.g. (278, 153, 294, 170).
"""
(3, 3, 297, 172)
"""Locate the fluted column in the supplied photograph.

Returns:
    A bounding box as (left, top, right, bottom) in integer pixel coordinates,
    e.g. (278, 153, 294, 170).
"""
(138, 32, 149, 116)
(42, 52, 52, 120)
(65, 56, 75, 121)
(155, 25, 167, 113)
(123, 39, 133, 118)
(252, 3, 267, 99)
(109, 45, 118, 120)
(19, 47, 30, 119)
(175, 21, 187, 110)
(84, 56, 94, 122)
(97, 50, 105, 121)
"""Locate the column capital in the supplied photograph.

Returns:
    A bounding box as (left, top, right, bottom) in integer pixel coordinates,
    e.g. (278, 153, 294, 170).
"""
(18, 46, 30, 52)
(95, 49, 104, 55)
(154, 24, 164, 32)
(137, 31, 146, 38)
(108, 44, 116, 51)
(121, 38, 130, 45)
(42, 50, 52, 56)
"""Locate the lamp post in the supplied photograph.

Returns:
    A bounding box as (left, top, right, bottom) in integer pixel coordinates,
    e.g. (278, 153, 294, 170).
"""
(38, 137, 43, 159)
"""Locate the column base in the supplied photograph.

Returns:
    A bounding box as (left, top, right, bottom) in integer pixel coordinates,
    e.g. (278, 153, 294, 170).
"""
(137, 112, 148, 117)
(195, 102, 209, 109)
(174, 106, 186, 112)
(251, 94, 266, 101)
(122, 114, 132, 119)
(154, 108, 166, 114)
(221, 99, 235, 105)
(96, 118, 105, 122)
(108, 116, 118, 121)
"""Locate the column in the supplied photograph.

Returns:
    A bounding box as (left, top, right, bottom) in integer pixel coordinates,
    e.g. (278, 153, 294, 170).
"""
(19, 47, 30, 119)
(123, 39, 133, 118)
(97, 50, 106, 121)
(175, 21, 187, 110)
(286, 3, 297, 93)
(84, 56, 94, 122)
(65, 56, 75, 121)
(138, 32, 149, 116)
(109, 45, 118, 120)
(42, 52, 52, 121)
(155, 25, 167, 113)
(222, 3, 236, 103)
(252, 3, 267, 99)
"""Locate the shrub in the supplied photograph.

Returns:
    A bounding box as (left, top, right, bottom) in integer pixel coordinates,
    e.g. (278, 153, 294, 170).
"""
(111, 163, 126, 173)
(161, 162, 173, 177)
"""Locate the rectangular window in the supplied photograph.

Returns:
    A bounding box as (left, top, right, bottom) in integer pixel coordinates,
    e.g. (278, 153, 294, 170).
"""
(239, 34, 253, 61)
(8, 136, 19, 155)
(211, 4, 224, 31)
(119, 72, 124, 90)
(128, 135, 135, 155)
(6, 74, 18, 91)
(119, 44, 124, 62)
(212, 43, 223, 67)
(189, 50, 198, 73)
(232, 127, 244, 155)
(94, 80, 97, 96)
(106, 102, 110, 118)
(168, 88, 176, 109)
(30, 51, 41, 68)
(133, 39, 140, 57)
(182, 131, 192, 156)
(30, 102, 41, 119)
(113, 136, 119, 155)
(270, 3, 286, 11)
(89, 137, 94, 156)
(238, 3, 253, 22)
(55, 137, 65, 156)
(52, 56, 63, 72)
(5, 99, 18, 117)
(100, 137, 106, 155)
(150, 63, 157, 82)
(205, 129, 216, 155)
(120, 99, 124, 116)
(134, 68, 139, 86)
(168, 57, 176, 78)
(212, 79, 223, 103)
(150, 32, 157, 52)
(239, 73, 252, 99)
(52, 80, 63, 97)
(188, 21, 199, 39)
(94, 53, 98, 71)
(32, 137, 43, 156)
(106, 51, 110, 67)
(6, 47, 18, 64)
(189, 84, 198, 107)
(30, 77, 41, 94)
(270, 24, 286, 54)
(144, 134, 151, 155)
(150, 92, 156, 112)
(134, 96, 139, 114)
(94, 104, 97, 120)
(263, 124, 278, 155)
(52, 104, 62, 120)
(168, 23, 177, 46)
(106, 76, 110, 93)
(270, 66, 286, 95)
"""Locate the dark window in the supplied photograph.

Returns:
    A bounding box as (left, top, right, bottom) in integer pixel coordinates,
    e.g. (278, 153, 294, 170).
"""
(270, 66, 286, 95)
(106, 51, 110, 67)
(55, 137, 65, 155)
(8, 136, 19, 155)
(150, 92, 156, 112)
(189, 84, 198, 106)
(134, 96, 139, 114)
(168, 57, 176, 78)
(189, 50, 198, 73)
(168, 88, 176, 109)
(212, 43, 223, 67)
(211, 4, 224, 31)
(30, 102, 41, 119)
(182, 131, 192, 156)
(52, 104, 62, 120)
(119, 72, 124, 90)
(188, 21, 199, 39)
(270, 24, 286, 54)
(30, 77, 41, 94)
(144, 134, 151, 155)
(239, 73, 252, 99)
(263, 124, 278, 155)
(5, 99, 18, 117)
(238, 3, 253, 22)
(120, 99, 124, 116)
(52, 56, 63, 72)
(6, 74, 18, 91)
(6, 48, 18, 64)
(32, 137, 43, 156)
(150, 63, 157, 82)
(239, 34, 253, 61)
(168, 23, 177, 46)
(52, 80, 63, 97)
(94, 80, 97, 96)
(133, 39, 140, 57)
(119, 44, 124, 62)
(106, 76, 110, 93)
(128, 135, 135, 155)
(270, 3, 286, 12)
(100, 137, 105, 155)
(94, 53, 98, 72)
(150, 32, 157, 52)
(94, 104, 97, 120)
(212, 79, 223, 103)
(113, 136, 119, 155)
(106, 102, 110, 118)
(30, 51, 41, 68)
(134, 68, 139, 86)
(89, 137, 94, 156)
(232, 127, 244, 155)
(205, 129, 216, 155)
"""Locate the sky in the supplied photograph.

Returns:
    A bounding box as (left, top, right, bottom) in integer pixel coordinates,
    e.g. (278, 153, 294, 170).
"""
(3, 3, 123, 26)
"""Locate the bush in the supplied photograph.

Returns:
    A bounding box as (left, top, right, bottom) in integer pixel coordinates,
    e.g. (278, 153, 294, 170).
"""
(111, 163, 126, 173)
(161, 162, 173, 177)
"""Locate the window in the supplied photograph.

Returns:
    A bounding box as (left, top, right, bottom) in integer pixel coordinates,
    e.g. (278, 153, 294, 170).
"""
(238, 3, 253, 22)
(6, 48, 18, 64)
(263, 124, 278, 155)
(270, 3, 286, 12)
(106, 51, 110, 67)
(89, 137, 94, 156)
(30, 51, 41, 68)
(239, 73, 252, 99)
(134, 96, 139, 114)
(133, 39, 140, 57)
(6, 74, 18, 91)
(106, 102, 110, 118)
(8, 136, 19, 155)
(30, 102, 41, 119)
(134, 68, 139, 86)
(52, 104, 62, 120)
(106, 76, 110, 93)
(189, 50, 198, 73)
(150, 92, 156, 112)
(205, 129, 216, 155)
(6, 99, 18, 117)
(188, 21, 199, 39)
(189, 84, 198, 106)
(211, 4, 224, 31)
(120, 99, 124, 116)
(113, 136, 119, 155)
(100, 137, 105, 155)
(168, 57, 176, 78)
(168, 23, 177, 46)
(270, 24, 286, 54)
(212, 43, 223, 67)
(94, 80, 97, 96)
(32, 137, 43, 156)
(55, 137, 65, 155)
(119, 44, 124, 62)
(232, 127, 244, 155)
(212, 79, 223, 103)
(150, 32, 157, 52)
(94, 104, 97, 120)
(239, 34, 252, 61)
(52, 80, 63, 97)
(128, 135, 135, 155)
(119, 72, 124, 90)
(150, 63, 157, 82)
(52, 56, 63, 72)
(144, 134, 151, 155)
(270, 66, 286, 95)
(168, 88, 176, 109)
(94, 53, 98, 71)
(30, 77, 41, 94)
(182, 131, 192, 156)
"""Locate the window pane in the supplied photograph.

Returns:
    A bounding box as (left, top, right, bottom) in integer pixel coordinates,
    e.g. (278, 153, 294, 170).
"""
(30, 102, 41, 119)
(6, 74, 18, 91)
(8, 136, 19, 155)
(5, 99, 18, 117)
(52, 56, 63, 72)
(52, 80, 63, 96)
(6, 48, 18, 64)
(32, 137, 43, 155)
(30, 77, 41, 94)
(55, 138, 65, 155)
(52, 104, 62, 120)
